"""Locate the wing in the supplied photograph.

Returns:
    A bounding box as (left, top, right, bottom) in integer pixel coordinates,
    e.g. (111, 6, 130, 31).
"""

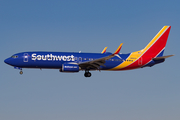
(79, 43, 123, 70)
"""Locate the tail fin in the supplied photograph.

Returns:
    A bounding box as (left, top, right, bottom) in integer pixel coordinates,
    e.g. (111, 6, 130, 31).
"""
(142, 26, 171, 57)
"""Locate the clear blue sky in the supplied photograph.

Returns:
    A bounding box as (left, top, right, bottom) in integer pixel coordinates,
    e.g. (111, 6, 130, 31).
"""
(0, 0, 179, 120)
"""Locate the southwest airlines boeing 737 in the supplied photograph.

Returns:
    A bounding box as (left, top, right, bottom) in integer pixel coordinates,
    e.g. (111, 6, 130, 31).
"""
(4, 26, 174, 77)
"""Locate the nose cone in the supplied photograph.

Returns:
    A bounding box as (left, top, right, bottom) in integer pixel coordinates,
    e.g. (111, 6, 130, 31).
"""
(4, 58, 12, 65)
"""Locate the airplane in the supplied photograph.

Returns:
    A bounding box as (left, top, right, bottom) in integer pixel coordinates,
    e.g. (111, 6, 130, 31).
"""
(4, 26, 174, 77)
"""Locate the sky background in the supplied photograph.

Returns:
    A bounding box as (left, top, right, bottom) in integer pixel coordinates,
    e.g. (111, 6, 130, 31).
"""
(0, 0, 180, 120)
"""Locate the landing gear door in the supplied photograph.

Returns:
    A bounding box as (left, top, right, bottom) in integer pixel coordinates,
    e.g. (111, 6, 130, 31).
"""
(24, 53, 28, 62)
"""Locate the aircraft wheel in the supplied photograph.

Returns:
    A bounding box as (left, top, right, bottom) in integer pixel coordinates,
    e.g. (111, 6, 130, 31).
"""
(20, 71, 23, 75)
(84, 72, 91, 77)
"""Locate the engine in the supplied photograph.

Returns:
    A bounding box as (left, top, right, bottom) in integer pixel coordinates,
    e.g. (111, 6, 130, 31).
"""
(60, 64, 79, 72)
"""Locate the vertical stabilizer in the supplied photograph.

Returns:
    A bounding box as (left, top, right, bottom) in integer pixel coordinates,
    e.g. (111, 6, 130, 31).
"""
(114, 26, 172, 70)
(142, 26, 171, 57)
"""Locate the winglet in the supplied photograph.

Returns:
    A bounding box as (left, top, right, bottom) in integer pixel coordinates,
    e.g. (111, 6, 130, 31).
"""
(101, 47, 108, 53)
(113, 43, 123, 55)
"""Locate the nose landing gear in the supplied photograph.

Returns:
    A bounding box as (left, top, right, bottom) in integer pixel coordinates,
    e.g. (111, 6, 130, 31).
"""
(14, 67, 23, 75)
(20, 70, 23, 75)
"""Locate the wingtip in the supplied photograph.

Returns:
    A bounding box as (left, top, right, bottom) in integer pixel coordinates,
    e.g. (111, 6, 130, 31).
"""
(101, 47, 108, 53)
(113, 43, 123, 55)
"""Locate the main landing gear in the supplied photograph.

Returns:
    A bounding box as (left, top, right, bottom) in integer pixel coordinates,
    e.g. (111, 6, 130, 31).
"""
(84, 70, 91, 77)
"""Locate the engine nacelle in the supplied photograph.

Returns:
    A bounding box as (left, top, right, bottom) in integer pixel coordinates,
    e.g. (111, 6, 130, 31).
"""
(60, 64, 79, 72)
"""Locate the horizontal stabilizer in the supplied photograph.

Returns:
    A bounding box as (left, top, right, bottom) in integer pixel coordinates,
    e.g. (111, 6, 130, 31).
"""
(153, 55, 174, 60)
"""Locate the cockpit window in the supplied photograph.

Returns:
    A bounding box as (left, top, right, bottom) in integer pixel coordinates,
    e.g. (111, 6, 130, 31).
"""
(11, 55, 18, 58)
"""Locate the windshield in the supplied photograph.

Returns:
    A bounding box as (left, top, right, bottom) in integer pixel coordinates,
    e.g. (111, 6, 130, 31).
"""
(11, 55, 18, 58)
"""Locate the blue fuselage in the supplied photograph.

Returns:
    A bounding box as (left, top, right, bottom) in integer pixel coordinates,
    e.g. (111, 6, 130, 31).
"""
(4, 52, 130, 70)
